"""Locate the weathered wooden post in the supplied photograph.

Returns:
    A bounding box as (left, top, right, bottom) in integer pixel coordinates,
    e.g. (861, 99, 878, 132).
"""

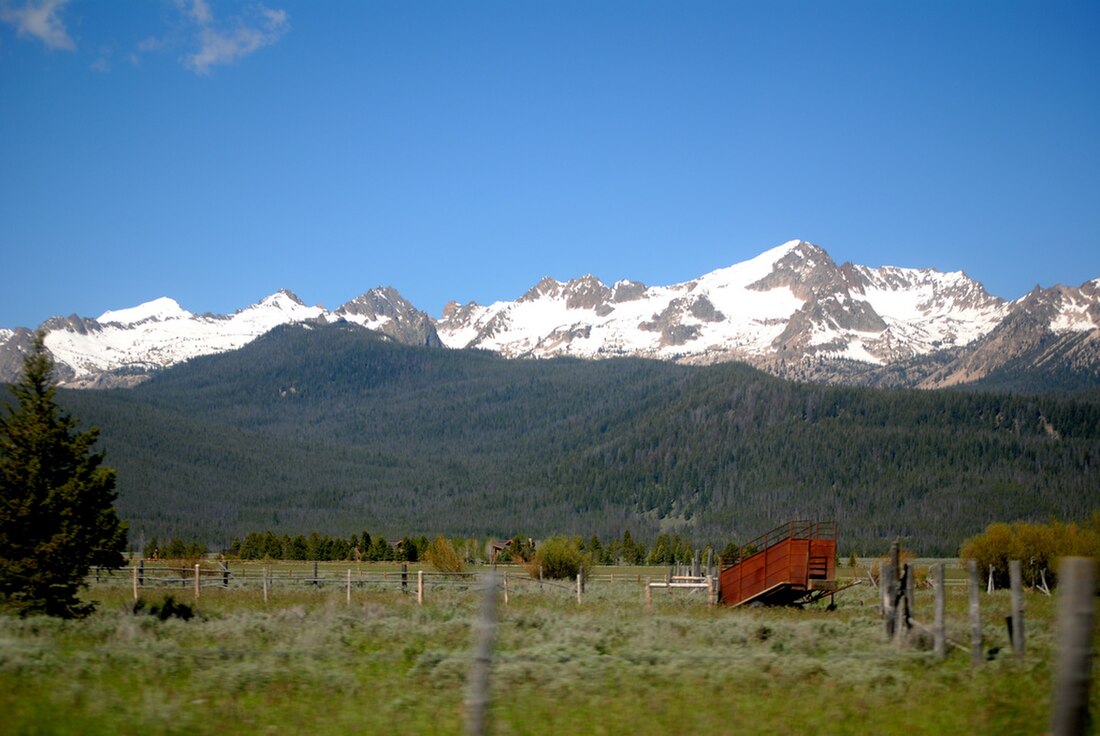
(138, 558, 144, 587)
(882, 562, 897, 639)
(933, 563, 946, 659)
(313, 560, 319, 588)
(263, 566, 269, 603)
(645, 582, 652, 610)
(894, 564, 909, 648)
(905, 562, 915, 626)
(576, 572, 582, 605)
(132, 563, 139, 601)
(194, 563, 201, 600)
(968, 559, 982, 666)
(502, 573, 509, 607)
(465, 571, 498, 736)
(1050, 557, 1096, 736)
(1009, 559, 1025, 662)
(402, 563, 408, 594)
(417, 570, 424, 606)
(221, 561, 230, 589)
(346, 569, 352, 605)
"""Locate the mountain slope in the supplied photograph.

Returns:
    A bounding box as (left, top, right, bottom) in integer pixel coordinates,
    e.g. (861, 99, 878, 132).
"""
(435, 240, 1017, 368)
(0, 288, 441, 387)
(53, 322, 1100, 555)
(4, 239, 1098, 391)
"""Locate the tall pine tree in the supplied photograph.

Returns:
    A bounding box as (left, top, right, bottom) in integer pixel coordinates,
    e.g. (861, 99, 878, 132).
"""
(0, 333, 127, 617)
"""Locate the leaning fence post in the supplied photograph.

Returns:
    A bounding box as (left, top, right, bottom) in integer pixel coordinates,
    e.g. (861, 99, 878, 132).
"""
(1009, 559, 1025, 662)
(1050, 557, 1096, 736)
(465, 571, 498, 736)
(968, 559, 981, 666)
(194, 563, 201, 600)
(933, 563, 946, 659)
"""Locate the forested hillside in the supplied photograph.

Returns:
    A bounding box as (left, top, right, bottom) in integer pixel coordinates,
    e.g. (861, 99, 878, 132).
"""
(52, 322, 1100, 555)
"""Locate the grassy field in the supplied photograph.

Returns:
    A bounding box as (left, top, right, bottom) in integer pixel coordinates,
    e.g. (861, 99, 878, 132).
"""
(0, 561, 1093, 735)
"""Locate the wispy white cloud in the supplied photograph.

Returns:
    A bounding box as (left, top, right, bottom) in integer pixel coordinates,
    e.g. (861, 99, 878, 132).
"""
(184, 0, 212, 26)
(180, 3, 289, 75)
(0, 0, 75, 51)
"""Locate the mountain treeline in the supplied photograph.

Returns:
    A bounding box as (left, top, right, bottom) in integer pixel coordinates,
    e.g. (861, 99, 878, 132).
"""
(48, 322, 1100, 556)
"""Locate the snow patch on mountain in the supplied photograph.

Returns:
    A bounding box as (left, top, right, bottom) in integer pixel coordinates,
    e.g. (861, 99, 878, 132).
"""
(436, 239, 811, 360)
(98, 297, 191, 326)
(41, 290, 325, 380)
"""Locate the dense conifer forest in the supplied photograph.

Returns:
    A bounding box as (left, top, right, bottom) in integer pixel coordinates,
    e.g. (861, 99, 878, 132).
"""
(43, 322, 1100, 556)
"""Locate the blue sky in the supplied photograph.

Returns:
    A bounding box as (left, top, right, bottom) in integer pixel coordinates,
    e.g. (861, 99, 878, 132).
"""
(2, 0, 1098, 328)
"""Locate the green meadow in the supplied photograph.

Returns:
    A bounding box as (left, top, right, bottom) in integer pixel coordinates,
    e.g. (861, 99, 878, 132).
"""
(0, 562, 1093, 735)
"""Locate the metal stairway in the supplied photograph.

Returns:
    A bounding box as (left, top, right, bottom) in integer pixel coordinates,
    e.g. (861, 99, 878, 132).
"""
(718, 520, 838, 608)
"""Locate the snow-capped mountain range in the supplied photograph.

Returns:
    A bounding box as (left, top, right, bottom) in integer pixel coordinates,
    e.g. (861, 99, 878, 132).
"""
(2, 240, 1098, 389)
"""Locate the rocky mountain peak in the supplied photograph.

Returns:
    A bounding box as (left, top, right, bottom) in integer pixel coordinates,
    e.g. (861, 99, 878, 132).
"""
(334, 287, 443, 348)
(748, 241, 848, 301)
(562, 275, 613, 311)
(519, 276, 563, 303)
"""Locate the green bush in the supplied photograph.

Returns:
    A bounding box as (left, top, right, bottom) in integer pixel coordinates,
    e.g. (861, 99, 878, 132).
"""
(424, 535, 465, 573)
(528, 536, 589, 580)
(960, 517, 1100, 588)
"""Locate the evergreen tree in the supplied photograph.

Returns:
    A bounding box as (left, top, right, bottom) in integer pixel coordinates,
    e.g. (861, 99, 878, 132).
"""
(0, 333, 127, 617)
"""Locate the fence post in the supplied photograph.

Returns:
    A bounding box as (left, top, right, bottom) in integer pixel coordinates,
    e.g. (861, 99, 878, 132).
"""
(222, 561, 229, 588)
(402, 563, 408, 594)
(132, 563, 138, 601)
(138, 558, 144, 587)
(346, 569, 352, 605)
(194, 563, 201, 600)
(1009, 559, 1025, 662)
(263, 566, 269, 603)
(503, 573, 509, 607)
(895, 564, 909, 649)
(933, 563, 946, 659)
(465, 571, 498, 736)
(882, 562, 896, 639)
(313, 561, 319, 589)
(418, 570, 424, 606)
(1050, 557, 1096, 736)
(576, 573, 582, 605)
(645, 582, 652, 610)
(968, 559, 981, 666)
